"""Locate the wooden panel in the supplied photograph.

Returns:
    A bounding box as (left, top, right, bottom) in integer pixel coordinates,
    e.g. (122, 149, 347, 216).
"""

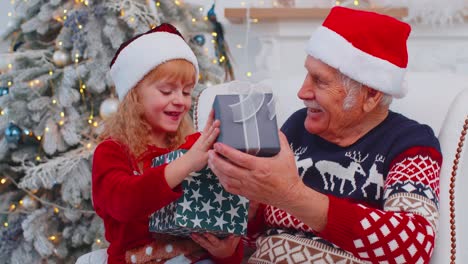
(224, 7, 408, 23)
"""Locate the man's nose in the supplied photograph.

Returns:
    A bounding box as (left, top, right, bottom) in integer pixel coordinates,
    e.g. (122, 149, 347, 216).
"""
(298, 79, 315, 100)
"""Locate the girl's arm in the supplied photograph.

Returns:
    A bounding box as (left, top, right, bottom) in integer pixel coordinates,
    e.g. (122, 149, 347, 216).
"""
(92, 140, 181, 222)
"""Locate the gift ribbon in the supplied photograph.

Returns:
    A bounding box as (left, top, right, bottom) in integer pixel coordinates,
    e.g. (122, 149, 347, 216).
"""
(228, 81, 277, 155)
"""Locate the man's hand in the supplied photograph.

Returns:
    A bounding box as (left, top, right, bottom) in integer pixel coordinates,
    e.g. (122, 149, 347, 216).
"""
(207, 131, 303, 209)
(191, 233, 240, 259)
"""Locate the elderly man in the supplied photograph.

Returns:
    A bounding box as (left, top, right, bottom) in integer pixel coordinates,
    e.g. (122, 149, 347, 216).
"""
(208, 6, 441, 264)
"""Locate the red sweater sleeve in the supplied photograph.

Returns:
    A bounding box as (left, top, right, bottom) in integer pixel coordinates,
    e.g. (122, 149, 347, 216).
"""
(319, 146, 442, 263)
(92, 139, 182, 223)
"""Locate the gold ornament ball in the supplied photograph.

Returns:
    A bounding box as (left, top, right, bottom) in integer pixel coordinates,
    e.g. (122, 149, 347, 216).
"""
(99, 97, 120, 119)
(22, 196, 38, 210)
(53, 50, 70, 67)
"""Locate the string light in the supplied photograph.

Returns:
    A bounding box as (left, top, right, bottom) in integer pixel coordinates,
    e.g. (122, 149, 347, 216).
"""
(354, 0, 359, 5)
(199, 7, 203, 12)
(211, 32, 218, 37)
(84, 0, 89, 6)
(335, 1, 341, 5)
(191, 18, 196, 23)
(59, 120, 64, 126)
(246, 71, 252, 77)
(36, 135, 42, 141)
(174, 0, 180, 6)
(3, 222, 8, 227)
(240, 1, 246, 7)
(204, 16, 208, 21)
(236, 44, 243, 49)
(212, 59, 218, 64)
(78, 24, 82, 29)
(54, 207, 60, 214)
(8, 63, 12, 69)
(19, 200, 23, 205)
(9, 204, 16, 211)
(93, 121, 98, 127)
(156, 2, 160, 7)
(45, 127, 49, 132)
(63, 9, 67, 14)
(63, 15, 67, 20)
(252, 18, 259, 23)
(52, 99, 57, 104)
(1, 178, 7, 184)
(86, 143, 92, 149)
(58, 41, 63, 46)
(129, 16, 135, 23)
(49, 70, 53, 76)
(36, 156, 41, 161)
(60, 112, 65, 117)
(0, 110, 4, 116)
(96, 239, 101, 244)
(49, 235, 57, 241)
(8, 12, 12, 17)
(8, 81, 12, 86)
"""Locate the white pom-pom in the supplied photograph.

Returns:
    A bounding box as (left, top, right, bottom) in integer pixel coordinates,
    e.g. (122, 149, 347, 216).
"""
(99, 97, 119, 119)
(165, 244, 173, 253)
(145, 246, 153, 256)
(130, 254, 137, 263)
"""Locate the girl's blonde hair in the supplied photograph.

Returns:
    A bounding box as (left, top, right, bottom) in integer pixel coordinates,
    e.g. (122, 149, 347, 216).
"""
(100, 59, 196, 157)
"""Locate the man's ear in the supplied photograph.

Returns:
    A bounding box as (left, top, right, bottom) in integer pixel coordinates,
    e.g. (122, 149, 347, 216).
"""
(363, 87, 383, 112)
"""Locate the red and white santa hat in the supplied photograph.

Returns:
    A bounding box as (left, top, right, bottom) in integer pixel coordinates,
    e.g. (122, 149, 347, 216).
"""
(110, 23, 199, 101)
(306, 7, 411, 98)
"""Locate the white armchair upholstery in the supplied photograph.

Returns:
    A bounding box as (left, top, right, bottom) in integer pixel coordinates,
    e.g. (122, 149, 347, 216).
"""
(194, 73, 468, 263)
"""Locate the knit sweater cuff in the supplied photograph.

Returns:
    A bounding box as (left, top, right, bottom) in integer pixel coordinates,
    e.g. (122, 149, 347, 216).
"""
(319, 195, 360, 248)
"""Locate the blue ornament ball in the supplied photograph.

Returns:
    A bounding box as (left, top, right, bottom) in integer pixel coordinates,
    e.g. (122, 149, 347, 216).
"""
(0, 87, 8, 96)
(5, 123, 22, 144)
(193, 34, 205, 46)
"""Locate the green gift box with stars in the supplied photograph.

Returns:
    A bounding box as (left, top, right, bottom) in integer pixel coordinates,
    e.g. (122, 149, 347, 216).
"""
(149, 149, 249, 237)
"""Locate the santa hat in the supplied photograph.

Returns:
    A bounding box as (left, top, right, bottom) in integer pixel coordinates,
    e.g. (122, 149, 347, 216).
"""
(110, 23, 199, 101)
(306, 7, 411, 98)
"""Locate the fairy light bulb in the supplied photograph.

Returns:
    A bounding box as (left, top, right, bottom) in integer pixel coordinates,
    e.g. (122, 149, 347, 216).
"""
(54, 207, 60, 213)
(1, 178, 6, 184)
(246, 72, 252, 77)
(354, 0, 359, 5)
(3, 222, 8, 227)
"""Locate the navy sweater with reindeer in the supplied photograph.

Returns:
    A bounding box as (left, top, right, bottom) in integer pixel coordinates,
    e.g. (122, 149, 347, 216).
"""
(247, 109, 442, 264)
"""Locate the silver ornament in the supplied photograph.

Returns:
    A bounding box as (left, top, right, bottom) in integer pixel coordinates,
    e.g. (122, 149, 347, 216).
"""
(21, 196, 38, 210)
(53, 50, 70, 67)
(99, 97, 120, 119)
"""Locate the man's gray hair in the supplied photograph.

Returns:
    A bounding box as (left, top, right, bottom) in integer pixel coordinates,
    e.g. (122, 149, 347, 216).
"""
(339, 72, 393, 110)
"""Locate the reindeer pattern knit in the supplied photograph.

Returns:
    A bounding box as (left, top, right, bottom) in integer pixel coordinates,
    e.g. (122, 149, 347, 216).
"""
(247, 109, 442, 264)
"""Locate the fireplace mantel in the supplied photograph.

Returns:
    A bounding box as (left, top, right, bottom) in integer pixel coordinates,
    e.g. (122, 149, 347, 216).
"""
(224, 7, 408, 24)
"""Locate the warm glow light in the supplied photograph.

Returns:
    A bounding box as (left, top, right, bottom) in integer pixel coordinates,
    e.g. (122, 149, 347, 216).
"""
(54, 207, 60, 213)
(88, 119, 92, 124)
(49, 70, 53, 75)
(58, 41, 63, 46)
(78, 24, 82, 29)
(93, 122, 98, 127)
(19, 200, 23, 205)
(3, 222, 8, 227)
(130, 16, 135, 23)
(240, 1, 246, 7)
(82, 84, 86, 89)
(192, 18, 196, 22)
(354, 0, 359, 5)
(8, 81, 12, 86)
(199, 7, 203, 12)
(236, 44, 242, 49)
(59, 120, 64, 126)
(45, 127, 49, 132)
(36, 156, 41, 161)
(35, 79, 39, 84)
(204, 16, 208, 21)
(0, 178, 6, 184)
(60, 112, 65, 117)
(96, 239, 101, 244)
(212, 59, 218, 64)
(36, 136, 42, 140)
(63, 16, 67, 20)
(63, 9, 67, 13)
(8, 12, 12, 17)
(156, 2, 160, 7)
(246, 72, 252, 77)
(49, 235, 57, 241)
(335, 1, 340, 5)
(87, 143, 92, 149)
(174, 0, 180, 5)
(9, 204, 16, 211)
(0, 110, 4, 116)
(84, 1, 89, 6)
(52, 99, 57, 104)
(8, 64, 12, 69)
(211, 32, 217, 37)
(252, 18, 259, 23)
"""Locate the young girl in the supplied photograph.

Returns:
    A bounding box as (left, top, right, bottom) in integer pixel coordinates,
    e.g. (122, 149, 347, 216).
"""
(92, 24, 243, 264)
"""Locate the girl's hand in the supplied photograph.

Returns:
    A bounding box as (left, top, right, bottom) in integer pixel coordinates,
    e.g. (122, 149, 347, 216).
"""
(248, 200, 260, 221)
(191, 233, 240, 259)
(186, 110, 220, 172)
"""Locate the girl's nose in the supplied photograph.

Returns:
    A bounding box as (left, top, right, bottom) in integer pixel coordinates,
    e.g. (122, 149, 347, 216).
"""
(172, 91, 184, 105)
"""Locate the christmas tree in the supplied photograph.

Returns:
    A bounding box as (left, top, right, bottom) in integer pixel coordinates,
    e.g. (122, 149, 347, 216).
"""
(0, 0, 230, 262)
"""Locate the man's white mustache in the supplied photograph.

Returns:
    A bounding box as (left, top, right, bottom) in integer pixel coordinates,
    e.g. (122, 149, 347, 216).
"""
(303, 100, 324, 111)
